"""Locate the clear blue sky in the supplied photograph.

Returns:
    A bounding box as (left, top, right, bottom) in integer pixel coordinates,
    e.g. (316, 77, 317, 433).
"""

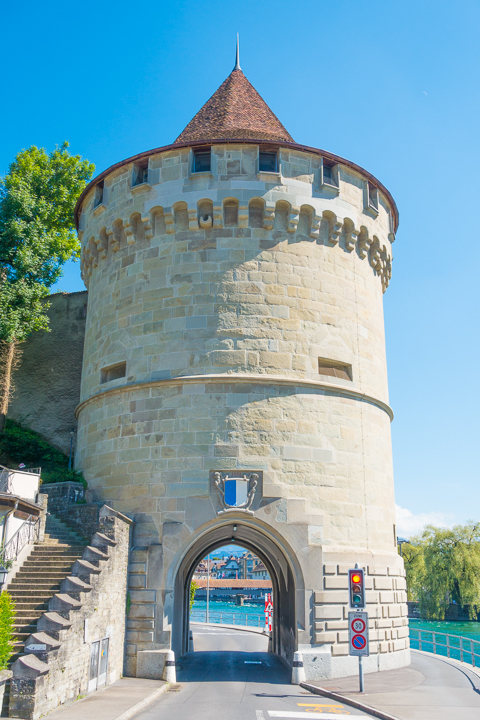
(2, 0, 479, 535)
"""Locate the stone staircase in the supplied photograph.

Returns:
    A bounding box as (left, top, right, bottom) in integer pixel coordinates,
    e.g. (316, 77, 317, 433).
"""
(2, 514, 87, 715)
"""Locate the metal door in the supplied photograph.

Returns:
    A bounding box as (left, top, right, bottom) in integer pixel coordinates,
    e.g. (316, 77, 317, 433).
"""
(98, 638, 109, 687)
(88, 641, 100, 692)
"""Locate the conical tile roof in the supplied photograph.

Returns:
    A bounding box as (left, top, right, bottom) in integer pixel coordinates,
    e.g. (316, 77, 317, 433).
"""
(174, 69, 294, 144)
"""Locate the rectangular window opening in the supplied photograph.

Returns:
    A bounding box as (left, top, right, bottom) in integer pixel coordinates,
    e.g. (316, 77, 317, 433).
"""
(368, 183, 379, 211)
(322, 160, 338, 187)
(132, 163, 149, 187)
(101, 361, 126, 384)
(93, 183, 104, 209)
(259, 151, 278, 173)
(318, 357, 352, 382)
(193, 149, 211, 173)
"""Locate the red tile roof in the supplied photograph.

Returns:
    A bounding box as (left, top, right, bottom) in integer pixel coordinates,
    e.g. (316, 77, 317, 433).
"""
(174, 69, 294, 144)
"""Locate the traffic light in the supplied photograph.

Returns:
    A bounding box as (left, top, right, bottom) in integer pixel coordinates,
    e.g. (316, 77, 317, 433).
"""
(348, 568, 366, 609)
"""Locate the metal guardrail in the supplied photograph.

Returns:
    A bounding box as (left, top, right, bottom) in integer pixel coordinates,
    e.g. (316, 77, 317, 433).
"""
(410, 628, 480, 667)
(0, 516, 40, 567)
(191, 610, 264, 627)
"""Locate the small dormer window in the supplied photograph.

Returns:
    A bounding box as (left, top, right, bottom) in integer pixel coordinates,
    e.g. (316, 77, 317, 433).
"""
(132, 163, 149, 187)
(259, 151, 278, 173)
(322, 159, 338, 188)
(193, 149, 211, 173)
(368, 183, 379, 211)
(93, 182, 104, 209)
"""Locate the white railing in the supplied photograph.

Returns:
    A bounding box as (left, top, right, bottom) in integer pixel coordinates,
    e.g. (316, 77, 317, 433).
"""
(0, 516, 40, 567)
(190, 609, 264, 627)
(410, 628, 480, 667)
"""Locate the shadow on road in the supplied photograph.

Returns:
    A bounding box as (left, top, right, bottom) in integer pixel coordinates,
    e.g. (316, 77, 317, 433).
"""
(177, 651, 291, 684)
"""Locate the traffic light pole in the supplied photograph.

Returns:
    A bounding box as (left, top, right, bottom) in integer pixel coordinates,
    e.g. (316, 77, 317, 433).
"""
(358, 656, 364, 692)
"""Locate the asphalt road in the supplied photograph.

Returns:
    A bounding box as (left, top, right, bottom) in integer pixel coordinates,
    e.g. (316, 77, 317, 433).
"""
(133, 623, 368, 720)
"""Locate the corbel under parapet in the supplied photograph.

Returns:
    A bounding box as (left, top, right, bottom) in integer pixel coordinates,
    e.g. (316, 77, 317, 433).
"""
(213, 204, 223, 228)
(309, 213, 321, 240)
(164, 208, 175, 234)
(288, 206, 300, 233)
(344, 221, 359, 252)
(142, 214, 154, 240)
(107, 226, 119, 253)
(325, 214, 342, 246)
(263, 203, 275, 230)
(238, 204, 249, 228)
(369, 236, 382, 272)
(94, 234, 107, 260)
(188, 206, 200, 231)
(123, 218, 135, 245)
(358, 227, 372, 259)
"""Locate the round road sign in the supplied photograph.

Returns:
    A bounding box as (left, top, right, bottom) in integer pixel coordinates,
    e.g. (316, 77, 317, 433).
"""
(351, 618, 366, 633)
(352, 634, 367, 650)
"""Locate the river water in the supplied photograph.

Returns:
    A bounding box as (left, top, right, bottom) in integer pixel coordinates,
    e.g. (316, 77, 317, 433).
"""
(191, 599, 265, 627)
(192, 600, 480, 652)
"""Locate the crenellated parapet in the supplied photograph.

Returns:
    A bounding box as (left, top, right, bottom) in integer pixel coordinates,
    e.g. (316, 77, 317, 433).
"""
(80, 196, 393, 292)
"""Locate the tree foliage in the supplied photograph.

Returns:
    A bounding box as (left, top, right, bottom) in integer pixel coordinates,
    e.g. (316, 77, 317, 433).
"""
(0, 143, 94, 428)
(190, 581, 199, 611)
(0, 142, 94, 341)
(402, 522, 480, 620)
(0, 591, 15, 670)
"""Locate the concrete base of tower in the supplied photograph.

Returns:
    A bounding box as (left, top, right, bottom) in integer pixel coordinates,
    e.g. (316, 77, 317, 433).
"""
(300, 647, 411, 682)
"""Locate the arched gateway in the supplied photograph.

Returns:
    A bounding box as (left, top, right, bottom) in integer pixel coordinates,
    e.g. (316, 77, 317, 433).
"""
(74, 53, 409, 681)
(172, 517, 301, 663)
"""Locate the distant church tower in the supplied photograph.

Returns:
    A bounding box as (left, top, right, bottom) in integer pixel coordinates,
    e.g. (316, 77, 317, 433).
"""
(75, 48, 409, 679)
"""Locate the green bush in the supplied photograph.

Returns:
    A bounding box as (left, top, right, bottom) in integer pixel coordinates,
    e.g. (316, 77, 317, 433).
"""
(0, 592, 15, 670)
(0, 419, 86, 487)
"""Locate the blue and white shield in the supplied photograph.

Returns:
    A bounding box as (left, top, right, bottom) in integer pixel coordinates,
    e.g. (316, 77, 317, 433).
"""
(224, 478, 249, 507)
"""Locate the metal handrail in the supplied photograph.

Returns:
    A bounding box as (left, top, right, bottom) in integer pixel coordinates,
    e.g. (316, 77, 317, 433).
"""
(410, 628, 480, 667)
(190, 609, 264, 627)
(0, 515, 40, 566)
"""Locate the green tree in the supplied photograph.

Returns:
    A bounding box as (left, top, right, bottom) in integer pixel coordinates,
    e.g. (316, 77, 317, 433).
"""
(190, 581, 199, 611)
(0, 591, 15, 669)
(402, 522, 480, 619)
(401, 541, 424, 602)
(0, 143, 94, 430)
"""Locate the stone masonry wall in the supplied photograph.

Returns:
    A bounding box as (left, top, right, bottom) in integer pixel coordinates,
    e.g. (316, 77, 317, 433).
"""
(10, 507, 131, 720)
(9, 291, 87, 454)
(74, 141, 407, 676)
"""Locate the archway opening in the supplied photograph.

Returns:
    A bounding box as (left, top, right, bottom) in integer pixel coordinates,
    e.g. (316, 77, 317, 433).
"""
(189, 543, 272, 656)
(172, 520, 298, 668)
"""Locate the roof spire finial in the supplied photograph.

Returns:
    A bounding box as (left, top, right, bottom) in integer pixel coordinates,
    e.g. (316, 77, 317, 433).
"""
(234, 33, 241, 71)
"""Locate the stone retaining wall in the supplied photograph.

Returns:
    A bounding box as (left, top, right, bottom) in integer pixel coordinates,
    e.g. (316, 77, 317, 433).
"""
(9, 506, 132, 720)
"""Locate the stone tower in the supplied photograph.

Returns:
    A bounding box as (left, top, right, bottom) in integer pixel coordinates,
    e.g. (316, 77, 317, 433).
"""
(75, 56, 409, 680)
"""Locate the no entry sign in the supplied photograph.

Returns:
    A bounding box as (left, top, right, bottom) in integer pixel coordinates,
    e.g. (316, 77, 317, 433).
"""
(348, 611, 369, 657)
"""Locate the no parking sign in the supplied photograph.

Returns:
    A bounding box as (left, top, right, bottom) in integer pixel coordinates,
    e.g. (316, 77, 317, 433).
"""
(348, 611, 369, 657)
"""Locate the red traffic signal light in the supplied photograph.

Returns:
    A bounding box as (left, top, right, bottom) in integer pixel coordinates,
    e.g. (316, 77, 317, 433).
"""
(348, 568, 366, 609)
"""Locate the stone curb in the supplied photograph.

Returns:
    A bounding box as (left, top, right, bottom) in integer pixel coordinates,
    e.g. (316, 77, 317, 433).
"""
(300, 683, 399, 720)
(112, 682, 170, 720)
